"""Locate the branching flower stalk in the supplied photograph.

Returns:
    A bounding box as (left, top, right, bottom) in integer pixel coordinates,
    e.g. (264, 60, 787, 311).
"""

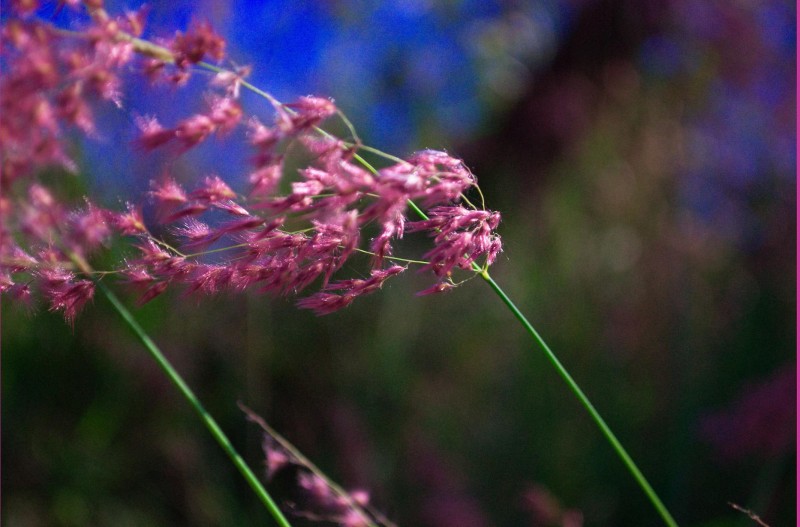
(1, 2, 678, 526)
(241, 403, 396, 527)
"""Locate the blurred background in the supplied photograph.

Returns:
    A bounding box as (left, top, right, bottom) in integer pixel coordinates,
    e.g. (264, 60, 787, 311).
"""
(2, 0, 795, 525)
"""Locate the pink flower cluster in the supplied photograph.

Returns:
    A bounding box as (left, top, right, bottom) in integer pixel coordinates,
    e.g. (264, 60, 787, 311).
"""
(1, 1, 502, 321)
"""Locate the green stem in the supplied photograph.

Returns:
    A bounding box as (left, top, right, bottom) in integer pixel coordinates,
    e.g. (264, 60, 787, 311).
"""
(406, 195, 677, 525)
(478, 270, 679, 527)
(96, 282, 292, 527)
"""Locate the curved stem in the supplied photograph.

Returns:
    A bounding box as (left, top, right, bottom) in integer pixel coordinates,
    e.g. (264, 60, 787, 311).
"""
(478, 269, 679, 527)
(97, 282, 292, 527)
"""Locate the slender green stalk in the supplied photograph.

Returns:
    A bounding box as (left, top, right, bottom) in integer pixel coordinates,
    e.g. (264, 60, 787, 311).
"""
(478, 270, 679, 527)
(96, 282, 292, 527)
(398, 169, 677, 526)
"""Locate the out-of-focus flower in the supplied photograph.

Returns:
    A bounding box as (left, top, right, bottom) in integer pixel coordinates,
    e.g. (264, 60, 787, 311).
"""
(521, 483, 584, 527)
(700, 364, 795, 461)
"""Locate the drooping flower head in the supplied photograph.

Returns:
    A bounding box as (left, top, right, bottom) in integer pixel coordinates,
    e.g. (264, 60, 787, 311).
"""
(0, 3, 502, 322)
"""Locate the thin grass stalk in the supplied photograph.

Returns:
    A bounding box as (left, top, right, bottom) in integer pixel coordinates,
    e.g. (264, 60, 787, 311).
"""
(478, 270, 679, 527)
(96, 281, 292, 527)
(405, 181, 679, 527)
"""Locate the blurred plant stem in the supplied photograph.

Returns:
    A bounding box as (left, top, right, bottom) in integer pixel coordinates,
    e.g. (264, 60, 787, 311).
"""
(96, 282, 292, 527)
(479, 269, 679, 527)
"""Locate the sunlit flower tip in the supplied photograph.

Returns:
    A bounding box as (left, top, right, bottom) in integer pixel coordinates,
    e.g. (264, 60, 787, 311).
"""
(297, 167, 334, 187)
(69, 203, 111, 249)
(134, 115, 175, 151)
(283, 96, 337, 131)
(113, 203, 147, 235)
(174, 114, 214, 149)
(350, 490, 370, 507)
(0, 273, 13, 292)
(121, 7, 147, 37)
(264, 444, 290, 479)
(366, 233, 390, 264)
(247, 117, 280, 150)
(209, 199, 249, 216)
(291, 179, 325, 198)
(298, 473, 332, 501)
(288, 95, 336, 118)
(120, 265, 153, 286)
(40, 272, 95, 324)
(28, 184, 56, 208)
(142, 57, 167, 80)
(416, 281, 455, 296)
(173, 218, 213, 244)
(410, 150, 473, 186)
(211, 65, 251, 98)
(191, 175, 236, 202)
(135, 239, 172, 262)
(170, 21, 225, 67)
(485, 237, 503, 266)
(86, 69, 123, 105)
(378, 163, 425, 193)
(423, 232, 476, 276)
(299, 134, 348, 158)
(408, 149, 462, 168)
(248, 160, 284, 197)
(149, 178, 187, 204)
(5, 247, 38, 272)
(206, 95, 242, 132)
(168, 69, 191, 86)
(341, 509, 370, 527)
(38, 268, 73, 287)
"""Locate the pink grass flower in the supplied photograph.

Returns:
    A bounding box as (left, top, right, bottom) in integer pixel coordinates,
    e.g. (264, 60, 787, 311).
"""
(298, 266, 405, 315)
(211, 200, 251, 217)
(134, 116, 176, 151)
(112, 203, 147, 235)
(408, 206, 502, 277)
(206, 95, 242, 133)
(190, 175, 237, 202)
(248, 157, 284, 198)
(170, 21, 225, 67)
(284, 96, 337, 130)
(210, 65, 251, 98)
(67, 202, 112, 252)
(39, 268, 95, 324)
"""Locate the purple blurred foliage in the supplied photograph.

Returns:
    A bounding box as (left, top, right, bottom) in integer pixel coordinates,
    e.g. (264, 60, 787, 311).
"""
(662, 0, 795, 249)
(406, 435, 491, 527)
(699, 363, 795, 462)
(521, 483, 583, 527)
